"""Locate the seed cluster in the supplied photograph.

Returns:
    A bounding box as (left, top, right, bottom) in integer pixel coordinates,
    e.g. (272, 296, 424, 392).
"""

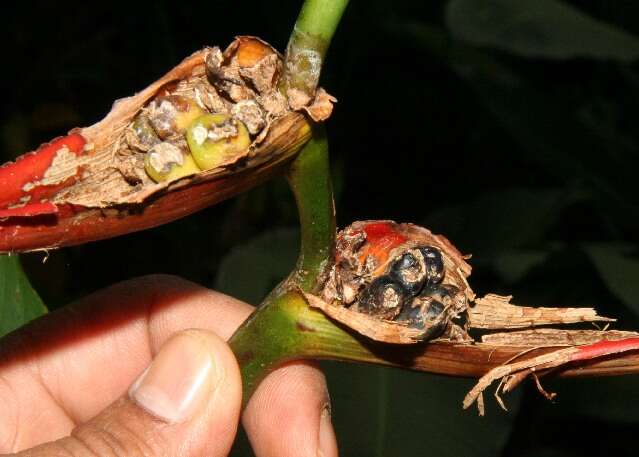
(319, 221, 473, 343)
(120, 37, 291, 185)
(358, 246, 457, 335)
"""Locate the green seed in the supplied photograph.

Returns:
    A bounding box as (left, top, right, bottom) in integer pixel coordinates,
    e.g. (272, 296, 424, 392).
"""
(144, 141, 201, 183)
(186, 114, 251, 171)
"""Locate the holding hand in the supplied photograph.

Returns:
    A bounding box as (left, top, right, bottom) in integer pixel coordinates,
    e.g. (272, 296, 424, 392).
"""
(0, 275, 338, 457)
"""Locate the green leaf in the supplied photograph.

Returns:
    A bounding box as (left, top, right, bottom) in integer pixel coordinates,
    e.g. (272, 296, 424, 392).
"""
(0, 254, 47, 337)
(446, 0, 639, 61)
(214, 228, 299, 305)
(584, 243, 639, 314)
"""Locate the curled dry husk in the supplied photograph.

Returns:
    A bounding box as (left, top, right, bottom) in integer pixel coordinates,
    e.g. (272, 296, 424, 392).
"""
(304, 220, 620, 347)
(302, 221, 639, 415)
(305, 220, 475, 344)
(0, 36, 335, 252)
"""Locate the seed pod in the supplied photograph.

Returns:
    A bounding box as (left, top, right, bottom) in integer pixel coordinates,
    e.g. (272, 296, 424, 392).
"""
(147, 95, 206, 139)
(144, 141, 201, 183)
(418, 246, 445, 287)
(358, 276, 406, 320)
(186, 114, 251, 171)
(311, 220, 474, 344)
(0, 36, 326, 253)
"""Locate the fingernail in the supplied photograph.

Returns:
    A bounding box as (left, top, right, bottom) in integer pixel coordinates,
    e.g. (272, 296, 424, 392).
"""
(129, 331, 215, 423)
(318, 405, 338, 457)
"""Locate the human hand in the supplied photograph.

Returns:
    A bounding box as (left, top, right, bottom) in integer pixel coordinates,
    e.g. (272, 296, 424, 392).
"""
(0, 275, 337, 456)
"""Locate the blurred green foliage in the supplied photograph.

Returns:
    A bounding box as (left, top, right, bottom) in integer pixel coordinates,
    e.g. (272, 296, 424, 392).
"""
(0, 255, 47, 337)
(2, 0, 639, 455)
(446, 0, 639, 60)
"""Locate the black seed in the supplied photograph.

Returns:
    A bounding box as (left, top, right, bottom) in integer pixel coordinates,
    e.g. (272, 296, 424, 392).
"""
(424, 300, 444, 320)
(396, 300, 422, 324)
(396, 281, 458, 337)
(407, 319, 426, 330)
(397, 294, 445, 329)
(358, 276, 406, 320)
(388, 250, 426, 296)
(420, 320, 447, 339)
(397, 298, 447, 338)
(418, 247, 444, 286)
(419, 299, 447, 338)
(422, 283, 459, 307)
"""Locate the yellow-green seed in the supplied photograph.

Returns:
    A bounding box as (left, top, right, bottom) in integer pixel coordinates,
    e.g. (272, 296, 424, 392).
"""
(144, 142, 201, 183)
(186, 114, 251, 171)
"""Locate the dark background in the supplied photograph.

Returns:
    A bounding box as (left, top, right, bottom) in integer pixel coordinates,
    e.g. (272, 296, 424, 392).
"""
(2, 1, 639, 455)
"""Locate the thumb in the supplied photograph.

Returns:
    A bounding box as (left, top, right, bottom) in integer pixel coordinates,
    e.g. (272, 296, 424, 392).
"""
(21, 329, 242, 457)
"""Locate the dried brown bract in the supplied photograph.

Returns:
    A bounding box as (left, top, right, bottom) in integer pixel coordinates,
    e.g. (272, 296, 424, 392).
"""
(7, 36, 334, 211)
(0, 36, 336, 251)
(302, 222, 639, 415)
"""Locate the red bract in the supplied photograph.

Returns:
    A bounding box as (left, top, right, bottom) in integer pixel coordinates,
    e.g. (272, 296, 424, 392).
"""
(0, 116, 308, 252)
(0, 166, 279, 252)
(0, 134, 86, 215)
(0, 37, 326, 253)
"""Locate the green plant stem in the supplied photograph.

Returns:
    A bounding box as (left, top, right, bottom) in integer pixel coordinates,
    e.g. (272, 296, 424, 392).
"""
(229, 129, 400, 404)
(229, 0, 352, 407)
(295, 0, 350, 45)
(229, 290, 401, 405)
(229, 129, 339, 404)
(286, 126, 335, 292)
(281, 0, 350, 97)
